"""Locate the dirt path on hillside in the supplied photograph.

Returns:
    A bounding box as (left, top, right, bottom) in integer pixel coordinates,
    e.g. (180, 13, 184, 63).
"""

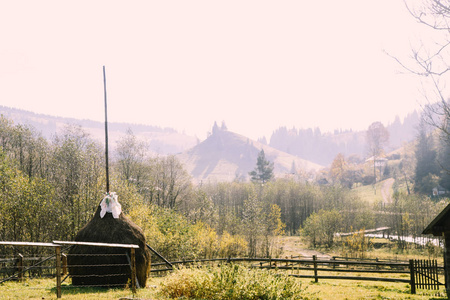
(381, 178, 395, 204)
(278, 236, 332, 259)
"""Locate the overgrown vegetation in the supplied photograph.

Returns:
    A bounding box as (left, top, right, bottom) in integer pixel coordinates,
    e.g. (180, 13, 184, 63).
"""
(0, 114, 448, 261)
(159, 264, 303, 300)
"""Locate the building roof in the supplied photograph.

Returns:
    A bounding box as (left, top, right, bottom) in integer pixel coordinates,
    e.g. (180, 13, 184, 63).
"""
(365, 156, 388, 162)
(422, 203, 450, 236)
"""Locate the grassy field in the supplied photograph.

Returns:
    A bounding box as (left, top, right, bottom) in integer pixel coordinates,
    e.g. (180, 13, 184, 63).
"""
(0, 274, 447, 299)
(352, 180, 386, 204)
(301, 279, 446, 299)
(1, 237, 446, 299)
(1, 241, 447, 299)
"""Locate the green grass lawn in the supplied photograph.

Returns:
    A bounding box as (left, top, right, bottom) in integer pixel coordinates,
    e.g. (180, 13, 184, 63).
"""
(302, 279, 446, 300)
(0, 274, 447, 300)
(0, 277, 162, 299)
(352, 180, 385, 204)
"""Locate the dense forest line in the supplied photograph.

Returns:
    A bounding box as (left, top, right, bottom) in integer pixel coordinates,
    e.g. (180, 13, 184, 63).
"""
(269, 111, 420, 165)
(0, 105, 420, 167)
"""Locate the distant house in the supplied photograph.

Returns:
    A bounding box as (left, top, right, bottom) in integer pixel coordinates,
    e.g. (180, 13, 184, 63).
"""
(365, 156, 388, 168)
(432, 185, 448, 197)
(365, 156, 388, 180)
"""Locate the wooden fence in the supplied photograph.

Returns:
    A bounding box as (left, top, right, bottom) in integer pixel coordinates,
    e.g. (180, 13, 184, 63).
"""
(0, 241, 139, 299)
(411, 259, 441, 292)
(150, 255, 444, 294)
(0, 243, 445, 297)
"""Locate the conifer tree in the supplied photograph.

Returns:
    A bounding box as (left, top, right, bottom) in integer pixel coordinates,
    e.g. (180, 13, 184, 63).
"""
(249, 149, 274, 184)
(439, 130, 450, 191)
(414, 120, 439, 193)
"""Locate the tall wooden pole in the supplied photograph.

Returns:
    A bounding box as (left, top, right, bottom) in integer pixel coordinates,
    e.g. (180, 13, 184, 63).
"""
(103, 66, 110, 193)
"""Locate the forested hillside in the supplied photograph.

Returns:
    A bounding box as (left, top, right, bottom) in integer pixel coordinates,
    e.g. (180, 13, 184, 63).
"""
(176, 124, 322, 183)
(0, 105, 198, 155)
(269, 111, 420, 166)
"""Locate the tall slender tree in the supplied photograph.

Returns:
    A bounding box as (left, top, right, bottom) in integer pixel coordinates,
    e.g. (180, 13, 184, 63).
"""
(249, 149, 274, 184)
(366, 122, 389, 183)
(414, 119, 439, 193)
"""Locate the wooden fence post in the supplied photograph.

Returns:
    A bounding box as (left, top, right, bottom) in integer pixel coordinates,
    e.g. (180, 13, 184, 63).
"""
(433, 259, 439, 290)
(313, 255, 318, 283)
(55, 246, 62, 298)
(409, 259, 416, 294)
(17, 253, 23, 282)
(131, 248, 136, 295)
(61, 254, 67, 275)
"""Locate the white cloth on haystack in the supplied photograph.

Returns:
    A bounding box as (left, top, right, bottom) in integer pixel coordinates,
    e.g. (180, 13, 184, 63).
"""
(100, 192, 122, 219)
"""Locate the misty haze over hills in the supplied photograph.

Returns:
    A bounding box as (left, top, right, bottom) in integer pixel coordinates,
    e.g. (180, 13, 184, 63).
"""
(269, 111, 420, 165)
(0, 106, 198, 155)
(177, 125, 322, 183)
(0, 106, 420, 179)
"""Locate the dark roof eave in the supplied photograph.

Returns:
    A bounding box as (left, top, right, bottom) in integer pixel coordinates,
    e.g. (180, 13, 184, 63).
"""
(423, 203, 450, 235)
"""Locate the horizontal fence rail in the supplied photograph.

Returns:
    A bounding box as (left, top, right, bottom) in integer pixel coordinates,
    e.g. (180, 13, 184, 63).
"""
(1, 239, 446, 297)
(150, 255, 444, 294)
(0, 240, 139, 299)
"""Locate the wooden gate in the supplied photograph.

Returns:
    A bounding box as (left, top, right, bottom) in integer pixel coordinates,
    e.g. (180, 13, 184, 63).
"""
(411, 259, 443, 291)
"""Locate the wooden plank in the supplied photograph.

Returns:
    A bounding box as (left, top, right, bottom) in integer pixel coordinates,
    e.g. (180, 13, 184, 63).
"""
(17, 254, 23, 282)
(254, 265, 410, 274)
(313, 255, 318, 283)
(419, 260, 423, 289)
(232, 257, 410, 268)
(131, 248, 136, 294)
(55, 246, 61, 298)
(410, 260, 416, 295)
(53, 240, 139, 249)
(434, 259, 439, 290)
(0, 241, 58, 247)
(417, 260, 421, 289)
(434, 260, 438, 289)
(430, 260, 435, 290)
(289, 274, 411, 283)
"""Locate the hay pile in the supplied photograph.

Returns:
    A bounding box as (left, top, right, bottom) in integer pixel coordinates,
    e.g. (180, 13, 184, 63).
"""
(68, 205, 151, 288)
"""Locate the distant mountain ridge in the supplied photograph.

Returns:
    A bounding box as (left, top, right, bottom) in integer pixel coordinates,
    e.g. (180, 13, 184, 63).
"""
(0, 106, 421, 182)
(0, 106, 198, 155)
(176, 128, 322, 183)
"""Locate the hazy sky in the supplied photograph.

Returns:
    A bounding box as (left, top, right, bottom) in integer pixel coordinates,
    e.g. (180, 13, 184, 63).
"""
(0, 1, 433, 140)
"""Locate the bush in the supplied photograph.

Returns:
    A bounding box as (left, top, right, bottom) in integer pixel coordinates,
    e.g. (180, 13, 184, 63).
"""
(159, 264, 303, 300)
(362, 175, 376, 185)
(342, 228, 372, 258)
(301, 209, 342, 248)
(217, 232, 248, 258)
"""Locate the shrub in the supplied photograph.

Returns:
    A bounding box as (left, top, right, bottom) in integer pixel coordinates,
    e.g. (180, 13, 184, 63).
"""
(159, 264, 303, 299)
(362, 175, 376, 185)
(301, 209, 342, 248)
(218, 232, 248, 258)
(342, 228, 372, 258)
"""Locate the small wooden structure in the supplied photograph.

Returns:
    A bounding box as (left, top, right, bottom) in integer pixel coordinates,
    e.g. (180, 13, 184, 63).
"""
(422, 202, 450, 294)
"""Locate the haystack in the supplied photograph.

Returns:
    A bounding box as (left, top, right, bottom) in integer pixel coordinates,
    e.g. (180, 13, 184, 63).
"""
(68, 202, 151, 288)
